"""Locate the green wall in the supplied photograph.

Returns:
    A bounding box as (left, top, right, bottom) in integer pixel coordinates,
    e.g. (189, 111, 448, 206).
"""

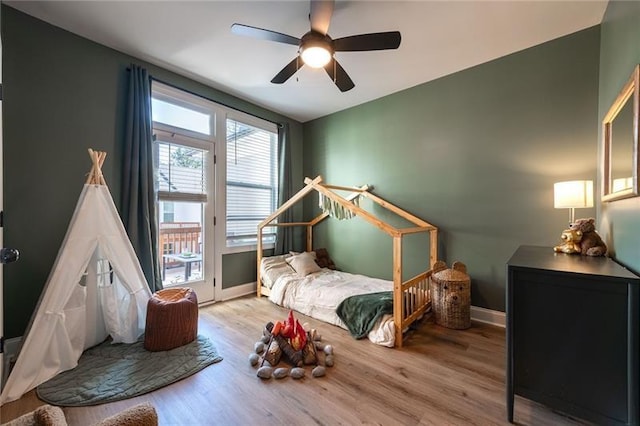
(598, 0, 640, 274)
(303, 27, 601, 312)
(1, 6, 303, 338)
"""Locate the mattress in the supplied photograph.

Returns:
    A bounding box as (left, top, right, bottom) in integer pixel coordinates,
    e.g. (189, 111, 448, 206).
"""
(262, 257, 395, 347)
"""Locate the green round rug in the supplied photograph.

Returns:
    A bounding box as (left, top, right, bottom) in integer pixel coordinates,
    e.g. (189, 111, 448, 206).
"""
(37, 335, 222, 406)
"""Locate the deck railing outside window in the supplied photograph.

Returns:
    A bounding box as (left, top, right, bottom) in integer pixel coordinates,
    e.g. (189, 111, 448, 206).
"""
(159, 222, 201, 267)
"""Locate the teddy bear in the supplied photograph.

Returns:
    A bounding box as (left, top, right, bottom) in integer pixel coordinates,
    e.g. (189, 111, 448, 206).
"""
(569, 218, 607, 256)
(553, 228, 583, 254)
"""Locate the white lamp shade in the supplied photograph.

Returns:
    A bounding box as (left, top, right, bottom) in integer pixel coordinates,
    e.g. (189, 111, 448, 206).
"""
(554, 180, 594, 209)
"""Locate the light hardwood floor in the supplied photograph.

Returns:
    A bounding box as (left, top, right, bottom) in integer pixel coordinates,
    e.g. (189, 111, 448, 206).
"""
(1, 295, 585, 425)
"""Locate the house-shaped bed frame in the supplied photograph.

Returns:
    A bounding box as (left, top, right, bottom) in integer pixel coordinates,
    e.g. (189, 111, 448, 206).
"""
(257, 176, 438, 347)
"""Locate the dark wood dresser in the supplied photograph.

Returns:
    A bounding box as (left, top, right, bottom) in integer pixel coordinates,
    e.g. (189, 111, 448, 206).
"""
(506, 245, 640, 425)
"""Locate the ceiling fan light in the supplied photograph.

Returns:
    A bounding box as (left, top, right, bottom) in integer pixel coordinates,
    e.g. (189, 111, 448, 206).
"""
(301, 46, 332, 68)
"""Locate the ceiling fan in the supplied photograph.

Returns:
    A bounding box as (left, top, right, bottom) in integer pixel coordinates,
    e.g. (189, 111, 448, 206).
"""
(231, 0, 401, 92)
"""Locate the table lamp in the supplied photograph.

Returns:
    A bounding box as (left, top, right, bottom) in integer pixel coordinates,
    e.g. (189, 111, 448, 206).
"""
(554, 180, 594, 225)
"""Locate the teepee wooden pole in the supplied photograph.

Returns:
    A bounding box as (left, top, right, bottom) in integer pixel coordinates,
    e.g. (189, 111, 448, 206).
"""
(86, 148, 107, 185)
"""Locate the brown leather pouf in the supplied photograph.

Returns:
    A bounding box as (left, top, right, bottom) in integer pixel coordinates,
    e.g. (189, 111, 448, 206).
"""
(144, 287, 198, 352)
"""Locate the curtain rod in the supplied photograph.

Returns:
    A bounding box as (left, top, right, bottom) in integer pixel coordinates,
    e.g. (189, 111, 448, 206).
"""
(126, 67, 284, 128)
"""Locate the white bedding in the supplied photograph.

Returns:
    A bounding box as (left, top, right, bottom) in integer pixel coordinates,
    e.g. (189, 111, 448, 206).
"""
(260, 254, 294, 289)
(267, 268, 396, 347)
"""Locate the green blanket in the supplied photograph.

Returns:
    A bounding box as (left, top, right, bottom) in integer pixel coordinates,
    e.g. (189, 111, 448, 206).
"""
(336, 291, 393, 339)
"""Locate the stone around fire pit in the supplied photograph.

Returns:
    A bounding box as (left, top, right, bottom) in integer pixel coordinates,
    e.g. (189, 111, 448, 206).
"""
(273, 368, 289, 379)
(257, 366, 273, 379)
(290, 368, 305, 379)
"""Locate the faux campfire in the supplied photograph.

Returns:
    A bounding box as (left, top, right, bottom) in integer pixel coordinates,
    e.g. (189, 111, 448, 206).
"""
(249, 310, 334, 380)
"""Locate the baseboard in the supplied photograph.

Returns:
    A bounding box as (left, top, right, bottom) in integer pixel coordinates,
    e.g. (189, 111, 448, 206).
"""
(2, 337, 22, 389)
(220, 281, 256, 301)
(471, 305, 505, 328)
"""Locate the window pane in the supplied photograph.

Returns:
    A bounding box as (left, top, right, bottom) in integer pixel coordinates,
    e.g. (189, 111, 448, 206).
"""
(157, 141, 207, 201)
(227, 120, 275, 186)
(162, 202, 175, 223)
(227, 185, 276, 240)
(159, 201, 203, 285)
(152, 98, 211, 135)
(227, 185, 274, 217)
(226, 118, 277, 246)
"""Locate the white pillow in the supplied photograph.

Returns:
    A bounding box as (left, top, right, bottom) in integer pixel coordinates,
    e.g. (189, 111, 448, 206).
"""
(260, 254, 295, 288)
(286, 252, 321, 277)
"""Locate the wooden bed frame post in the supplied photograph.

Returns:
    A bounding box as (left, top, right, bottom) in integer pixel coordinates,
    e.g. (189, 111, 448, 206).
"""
(393, 235, 404, 348)
(306, 225, 313, 252)
(430, 229, 438, 269)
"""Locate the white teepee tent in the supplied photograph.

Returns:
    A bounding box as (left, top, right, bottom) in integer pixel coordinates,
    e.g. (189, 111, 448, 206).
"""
(0, 149, 152, 404)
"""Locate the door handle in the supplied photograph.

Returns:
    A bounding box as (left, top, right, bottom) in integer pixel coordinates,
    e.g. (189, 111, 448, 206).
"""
(0, 248, 19, 264)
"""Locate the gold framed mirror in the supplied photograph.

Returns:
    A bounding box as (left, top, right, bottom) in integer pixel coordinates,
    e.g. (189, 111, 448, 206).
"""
(602, 64, 639, 202)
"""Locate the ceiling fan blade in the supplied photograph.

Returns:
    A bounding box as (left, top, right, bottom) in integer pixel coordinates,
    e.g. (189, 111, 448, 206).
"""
(324, 58, 355, 92)
(333, 31, 401, 52)
(309, 0, 334, 35)
(271, 57, 301, 84)
(231, 23, 300, 46)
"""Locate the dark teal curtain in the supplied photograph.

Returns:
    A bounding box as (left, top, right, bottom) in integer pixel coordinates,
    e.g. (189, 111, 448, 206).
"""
(121, 64, 162, 292)
(274, 123, 294, 255)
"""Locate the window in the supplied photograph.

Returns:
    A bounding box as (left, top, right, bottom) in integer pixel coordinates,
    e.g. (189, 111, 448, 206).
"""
(226, 117, 278, 247)
(154, 132, 209, 286)
(151, 81, 280, 282)
(151, 82, 215, 298)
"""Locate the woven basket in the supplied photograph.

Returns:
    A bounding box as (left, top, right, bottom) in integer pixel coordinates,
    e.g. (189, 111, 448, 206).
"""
(430, 261, 471, 329)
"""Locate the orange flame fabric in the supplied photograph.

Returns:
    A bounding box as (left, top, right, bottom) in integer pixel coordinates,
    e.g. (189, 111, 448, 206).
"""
(276, 310, 307, 351)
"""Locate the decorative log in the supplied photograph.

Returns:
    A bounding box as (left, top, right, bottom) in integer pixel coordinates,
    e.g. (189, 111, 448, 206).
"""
(264, 322, 274, 336)
(274, 335, 303, 367)
(263, 338, 282, 366)
(302, 331, 318, 365)
(265, 322, 303, 366)
(259, 334, 274, 368)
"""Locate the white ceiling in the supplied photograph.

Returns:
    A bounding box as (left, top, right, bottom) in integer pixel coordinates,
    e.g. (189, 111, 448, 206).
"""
(7, 1, 608, 123)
